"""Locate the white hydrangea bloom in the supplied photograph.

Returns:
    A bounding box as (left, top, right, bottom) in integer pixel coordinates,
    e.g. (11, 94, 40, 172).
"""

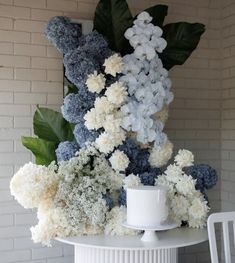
(94, 96, 115, 114)
(103, 111, 123, 133)
(155, 153, 210, 229)
(164, 164, 183, 183)
(123, 173, 142, 190)
(155, 175, 175, 200)
(95, 130, 126, 154)
(149, 140, 173, 167)
(109, 150, 129, 172)
(105, 206, 139, 236)
(188, 197, 209, 220)
(10, 162, 59, 209)
(86, 71, 106, 93)
(171, 195, 190, 223)
(104, 54, 123, 77)
(105, 82, 128, 106)
(84, 108, 105, 130)
(175, 174, 196, 196)
(31, 200, 72, 246)
(175, 149, 194, 168)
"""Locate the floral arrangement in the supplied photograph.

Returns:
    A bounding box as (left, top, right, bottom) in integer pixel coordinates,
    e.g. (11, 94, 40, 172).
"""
(10, 0, 218, 246)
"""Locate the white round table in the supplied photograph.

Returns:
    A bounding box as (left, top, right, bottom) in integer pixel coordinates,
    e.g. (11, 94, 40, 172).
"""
(57, 227, 208, 263)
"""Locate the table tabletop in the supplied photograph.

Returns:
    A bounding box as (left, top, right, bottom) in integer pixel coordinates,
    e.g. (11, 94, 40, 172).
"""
(57, 227, 208, 250)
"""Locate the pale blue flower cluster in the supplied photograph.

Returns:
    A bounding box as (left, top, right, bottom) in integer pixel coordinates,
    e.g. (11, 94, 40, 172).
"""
(44, 16, 82, 54)
(56, 141, 80, 161)
(120, 12, 173, 147)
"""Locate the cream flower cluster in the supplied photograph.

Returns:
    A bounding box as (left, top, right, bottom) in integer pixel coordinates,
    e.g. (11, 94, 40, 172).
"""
(123, 173, 142, 190)
(149, 140, 173, 167)
(155, 149, 210, 228)
(105, 206, 139, 236)
(86, 71, 106, 93)
(104, 54, 123, 77)
(84, 68, 128, 154)
(109, 150, 130, 172)
(174, 149, 194, 168)
(10, 144, 132, 245)
(10, 162, 59, 209)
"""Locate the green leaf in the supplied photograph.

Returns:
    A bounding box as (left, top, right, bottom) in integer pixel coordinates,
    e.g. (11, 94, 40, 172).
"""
(22, 136, 57, 166)
(33, 107, 74, 143)
(65, 83, 78, 96)
(160, 22, 205, 69)
(93, 0, 133, 54)
(139, 5, 168, 27)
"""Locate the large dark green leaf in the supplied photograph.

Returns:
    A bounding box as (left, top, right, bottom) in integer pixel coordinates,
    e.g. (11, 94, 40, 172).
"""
(33, 107, 74, 143)
(139, 5, 168, 27)
(93, 0, 133, 54)
(160, 22, 205, 69)
(22, 136, 57, 166)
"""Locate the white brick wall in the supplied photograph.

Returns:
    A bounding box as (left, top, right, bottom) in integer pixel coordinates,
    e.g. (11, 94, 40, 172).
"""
(0, 0, 223, 263)
(221, 0, 235, 262)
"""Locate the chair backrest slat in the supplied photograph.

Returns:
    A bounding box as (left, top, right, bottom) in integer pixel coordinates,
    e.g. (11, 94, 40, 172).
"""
(222, 222, 231, 263)
(207, 212, 235, 263)
(233, 221, 235, 245)
(208, 215, 219, 263)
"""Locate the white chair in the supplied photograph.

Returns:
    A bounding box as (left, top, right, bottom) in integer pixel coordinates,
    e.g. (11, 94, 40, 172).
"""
(207, 211, 235, 263)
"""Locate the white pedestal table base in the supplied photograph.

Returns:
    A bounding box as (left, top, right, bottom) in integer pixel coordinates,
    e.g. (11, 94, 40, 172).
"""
(75, 246, 177, 263)
(57, 228, 208, 263)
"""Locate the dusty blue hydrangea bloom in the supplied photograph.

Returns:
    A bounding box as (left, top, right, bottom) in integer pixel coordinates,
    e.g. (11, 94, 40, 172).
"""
(61, 93, 94, 124)
(63, 31, 112, 88)
(118, 189, 126, 207)
(73, 122, 99, 147)
(78, 84, 97, 102)
(184, 164, 218, 192)
(44, 16, 82, 54)
(103, 194, 113, 210)
(138, 168, 161, 186)
(119, 138, 151, 174)
(77, 31, 112, 62)
(64, 48, 100, 87)
(56, 141, 79, 161)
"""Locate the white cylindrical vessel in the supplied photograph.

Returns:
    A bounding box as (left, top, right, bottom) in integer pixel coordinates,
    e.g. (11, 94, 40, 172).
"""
(127, 186, 168, 227)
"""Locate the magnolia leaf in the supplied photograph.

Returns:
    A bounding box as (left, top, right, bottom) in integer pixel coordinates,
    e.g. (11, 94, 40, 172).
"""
(94, 0, 133, 54)
(33, 107, 74, 143)
(22, 136, 57, 166)
(160, 22, 205, 69)
(65, 83, 78, 96)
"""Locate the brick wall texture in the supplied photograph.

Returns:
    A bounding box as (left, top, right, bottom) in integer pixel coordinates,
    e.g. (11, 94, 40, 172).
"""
(0, 0, 229, 262)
